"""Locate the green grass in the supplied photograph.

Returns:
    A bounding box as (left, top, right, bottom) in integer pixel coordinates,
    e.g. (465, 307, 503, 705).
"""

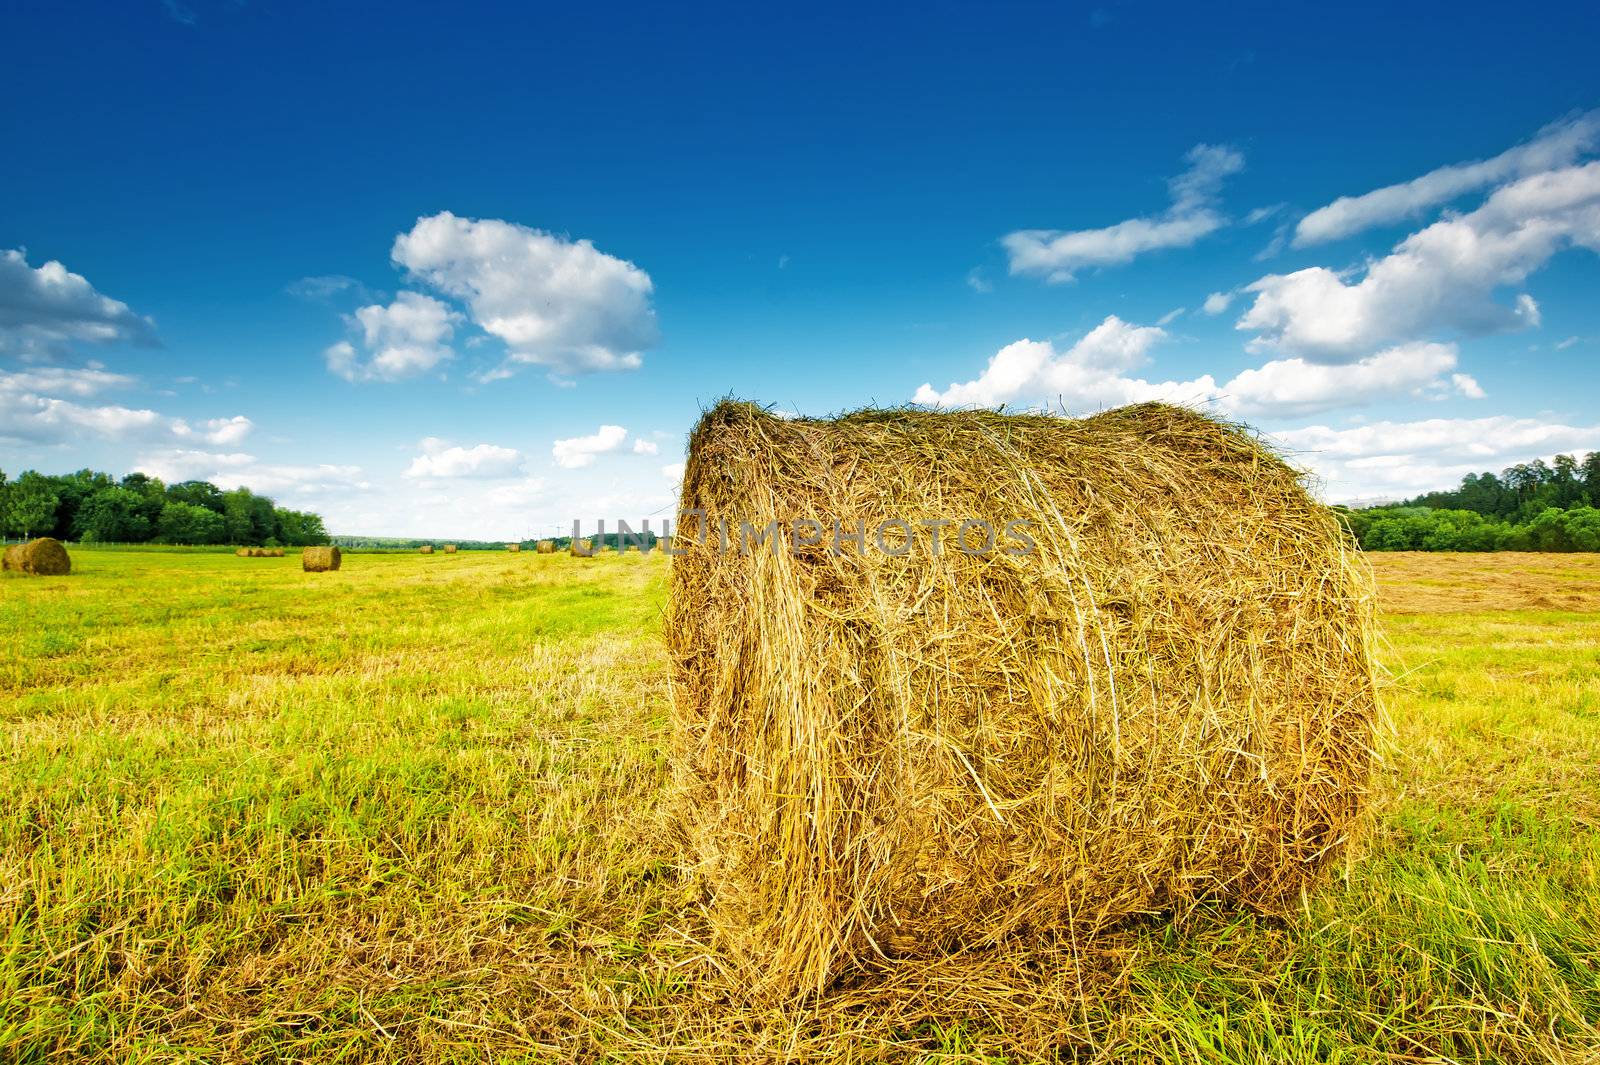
(2, 550, 1597, 1061)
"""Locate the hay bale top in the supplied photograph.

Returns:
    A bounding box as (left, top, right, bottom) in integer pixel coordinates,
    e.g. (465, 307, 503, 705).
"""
(3, 537, 71, 576)
(302, 545, 341, 572)
(667, 399, 1376, 997)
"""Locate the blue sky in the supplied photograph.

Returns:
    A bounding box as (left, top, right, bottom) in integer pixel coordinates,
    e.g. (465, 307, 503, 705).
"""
(3, 1, 1599, 537)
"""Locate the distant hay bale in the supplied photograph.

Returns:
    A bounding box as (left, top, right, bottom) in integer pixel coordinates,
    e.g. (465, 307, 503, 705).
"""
(235, 547, 251, 557)
(569, 540, 595, 557)
(443, 544, 458, 554)
(269, 548, 284, 557)
(667, 400, 1378, 998)
(248, 547, 267, 557)
(506, 543, 521, 552)
(419, 545, 434, 554)
(2, 537, 71, 576)
(536, 540, 555, 554)
(302, 545, 341, 572)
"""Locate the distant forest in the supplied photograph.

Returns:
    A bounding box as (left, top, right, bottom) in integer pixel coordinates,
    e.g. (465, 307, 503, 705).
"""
(0, 469, 329, 547)
(1340, 452, 1600, 552)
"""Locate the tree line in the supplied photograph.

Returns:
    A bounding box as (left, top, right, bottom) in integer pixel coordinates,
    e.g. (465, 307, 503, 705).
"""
(0, 469, 330, 547)
(1339, 452, 1600, 552)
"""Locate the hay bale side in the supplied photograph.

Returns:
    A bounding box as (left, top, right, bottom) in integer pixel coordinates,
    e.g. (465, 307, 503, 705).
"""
(667, 400, 1378, 998)
(535, 540, 555, 554)
(2, 537, 71, 576)
(505, 543, 521, 553)
(302, 545, 341, 572)
(569, 540, 594, 557)
(443, 544, 458, 554)
(270, 548, 285, 557)
(419, 545, 434, 554)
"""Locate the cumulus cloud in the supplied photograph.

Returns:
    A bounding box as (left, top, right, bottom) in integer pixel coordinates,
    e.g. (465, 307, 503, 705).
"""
(325, 291, 460, 382)
(1222, 343, 1481, 417)
(913, 316, 1211, 409)
(661, 460, 686, 482)
(172, 414, 254, 446)
(1002, 145, 1243, 282)
(1270, 415, 1600, 500)
(133, 448, 372, 500)
(392, 212, 659, 377)
(1239, 161, 1600, 362)
(631, 438, 659, 455)
(0, 367, 253, 448)
(0, 248, 158, 358)
(552, 424, 629, 469)
(404, 438, 525, 479)
(1202, 291, 1234, 315)
(1294, 111, 1600, 246)
(913, 318, 1479, 419)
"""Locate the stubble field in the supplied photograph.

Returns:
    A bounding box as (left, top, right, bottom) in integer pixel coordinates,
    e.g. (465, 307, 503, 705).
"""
(2, 549, 1597, 1062)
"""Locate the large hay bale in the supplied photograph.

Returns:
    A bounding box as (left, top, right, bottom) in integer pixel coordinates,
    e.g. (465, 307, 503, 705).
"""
(667, 401, 1377, 997)
(419, 545, 434, 554)
(2, 537, 71, 576)
(536, 540, 555, 554)
(443, 544, 458, 554)
(506, 542, 521, 552)
(302, 545, 341, 572)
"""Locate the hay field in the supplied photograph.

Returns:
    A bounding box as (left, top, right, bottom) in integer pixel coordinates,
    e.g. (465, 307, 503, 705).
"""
(2, 549, 1597, 1062)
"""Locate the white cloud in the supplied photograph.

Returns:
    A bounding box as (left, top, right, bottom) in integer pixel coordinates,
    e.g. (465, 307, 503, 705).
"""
(392, 212, 658, 377)
(326, 291, 460, 382)
(172, 414, 254, 446)
(1239, 161, 1600, 362)
(552, 424, 629, 469)
(1269, 415, 1600, 500)
(1156, 307, 1185, 326)
(1202, 291, 1234, 315)
(0, 248, 157, 358)
(1222, 342, 1480, 417)
(404, 439, 525, 479)
(661, 460, 686, 482)
(1556, 335, 1581, 350)
(1002, 145, 1243, 282)
(0, 364, 135, 397)
(631, 438, 659, 455)
(913, 316, 1215, 410)
(913, 319, 1480, 420)
(966, 268, 994, 294)
(131, 448, 372, 500)
(1294, 111, 1600, 246)
(0, 367, 254, 448)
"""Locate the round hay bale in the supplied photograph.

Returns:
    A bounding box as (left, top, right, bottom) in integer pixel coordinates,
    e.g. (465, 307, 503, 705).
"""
(302, 545, 341, 572)
(569, 540, 595, 557)
(248, 547, 267, 557)
(419, 545, 434, 554)
(506, 542, 521, 552)
(443, 544, 458, 554)
(667, 400, 1377, 997)
(235, 547, 251, 557)
(535, 540, 556, 554)
(269, 548, 285, 557)
(2, 537, 71, 576)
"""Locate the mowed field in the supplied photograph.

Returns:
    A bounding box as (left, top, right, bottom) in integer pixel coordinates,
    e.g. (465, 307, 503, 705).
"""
(2, 549, 1598, 1063)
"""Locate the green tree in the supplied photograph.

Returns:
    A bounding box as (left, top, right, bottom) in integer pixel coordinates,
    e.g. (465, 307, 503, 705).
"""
(75, 487, 153, 542)
(156, 501, 226, 544)
(167, 480, 226, 513)
(3, 471, 61, 539)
